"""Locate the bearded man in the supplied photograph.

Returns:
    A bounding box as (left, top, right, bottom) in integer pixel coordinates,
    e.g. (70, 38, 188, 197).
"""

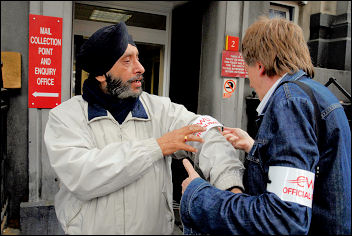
(44, 22, 244, 235)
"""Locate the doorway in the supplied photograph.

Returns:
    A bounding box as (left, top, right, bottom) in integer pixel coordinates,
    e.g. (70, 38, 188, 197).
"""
(72, 35, 163, 96)
(71, 3, 185, 232)
(136, 42, 163, 95)
(72, 2, 170, 97)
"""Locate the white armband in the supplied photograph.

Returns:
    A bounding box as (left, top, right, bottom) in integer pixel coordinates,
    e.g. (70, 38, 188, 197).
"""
(187, 115, 223, 149)
(267, 166, 315, 208)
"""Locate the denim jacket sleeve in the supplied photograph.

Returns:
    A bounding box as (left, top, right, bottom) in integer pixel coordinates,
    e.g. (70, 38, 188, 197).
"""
(180, 91, 319, 234)
(181, 178, 311, 235)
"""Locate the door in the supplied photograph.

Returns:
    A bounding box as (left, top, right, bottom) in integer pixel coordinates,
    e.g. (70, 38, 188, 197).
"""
(72, 1, 172, 97)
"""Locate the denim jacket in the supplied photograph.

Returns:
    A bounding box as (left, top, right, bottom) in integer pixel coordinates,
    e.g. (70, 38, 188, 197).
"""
(180, 70, 351, 234)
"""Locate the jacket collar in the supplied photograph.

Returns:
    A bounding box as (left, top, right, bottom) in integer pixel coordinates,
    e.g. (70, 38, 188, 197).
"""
(259, 69, 307, 115)
(87, 98, 149, 121)
(82, 77, 149, 122)
(280, 69, 306, 84)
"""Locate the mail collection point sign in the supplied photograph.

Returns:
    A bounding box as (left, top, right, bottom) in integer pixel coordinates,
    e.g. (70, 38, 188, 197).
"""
(28, 14, 62, 108)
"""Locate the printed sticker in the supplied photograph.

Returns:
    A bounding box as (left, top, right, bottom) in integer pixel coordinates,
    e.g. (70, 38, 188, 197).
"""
(267, 166, 315, 208)
(187, 115, 223, 149)
(191, 115, 223, 137)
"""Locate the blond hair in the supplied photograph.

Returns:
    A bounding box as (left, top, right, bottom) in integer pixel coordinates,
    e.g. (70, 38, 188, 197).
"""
(241, 16, 314, 78)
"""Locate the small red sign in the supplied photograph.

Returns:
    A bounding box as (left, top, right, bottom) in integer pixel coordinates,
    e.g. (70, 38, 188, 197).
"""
(221, 51, 248, 78)
(28, 14, 62, 108)
(224, 79, 236, 93)
(226, 35, 239, 52)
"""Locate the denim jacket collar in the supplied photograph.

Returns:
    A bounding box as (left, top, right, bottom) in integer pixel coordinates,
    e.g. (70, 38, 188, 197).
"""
(256, 74, 286, 115)
(260, 70, 306, 116)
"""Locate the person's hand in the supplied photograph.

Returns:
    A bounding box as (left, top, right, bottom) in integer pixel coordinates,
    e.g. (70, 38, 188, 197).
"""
(229, 187, 243, 194)
(157, 125, 206, 156)
(221, 127, 254, 153)
(181, 158, 242, 195)
(181, 159, 200, 195)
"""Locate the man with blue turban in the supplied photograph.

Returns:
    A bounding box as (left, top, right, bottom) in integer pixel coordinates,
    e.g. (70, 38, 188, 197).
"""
(44, 22, 245, 234)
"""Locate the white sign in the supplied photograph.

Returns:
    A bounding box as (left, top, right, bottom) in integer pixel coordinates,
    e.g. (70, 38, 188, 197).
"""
(267, 166, 315, 208)
(223, 79, 237, 98)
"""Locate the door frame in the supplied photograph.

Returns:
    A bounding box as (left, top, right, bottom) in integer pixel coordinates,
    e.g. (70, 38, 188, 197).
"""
(74, 1, 176, 97)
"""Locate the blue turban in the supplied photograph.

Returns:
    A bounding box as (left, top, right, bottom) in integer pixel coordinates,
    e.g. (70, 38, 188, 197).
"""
(77, 22, 136, 76)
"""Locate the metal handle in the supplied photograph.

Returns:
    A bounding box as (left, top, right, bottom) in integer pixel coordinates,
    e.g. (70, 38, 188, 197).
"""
(324, 77, 352, 103)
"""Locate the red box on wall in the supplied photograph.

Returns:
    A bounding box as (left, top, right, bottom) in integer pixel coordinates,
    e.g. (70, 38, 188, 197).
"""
(225, 35, 239, 52)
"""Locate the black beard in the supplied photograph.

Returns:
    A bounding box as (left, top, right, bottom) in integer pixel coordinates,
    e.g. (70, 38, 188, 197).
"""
(105, 74, 143, 99)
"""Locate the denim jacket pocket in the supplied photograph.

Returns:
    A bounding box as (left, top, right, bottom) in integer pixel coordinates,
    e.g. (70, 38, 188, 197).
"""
(244, 139, 268, 195)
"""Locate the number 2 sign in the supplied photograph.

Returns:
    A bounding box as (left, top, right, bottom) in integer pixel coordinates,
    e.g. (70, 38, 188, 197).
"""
(225, 35, 239, 52)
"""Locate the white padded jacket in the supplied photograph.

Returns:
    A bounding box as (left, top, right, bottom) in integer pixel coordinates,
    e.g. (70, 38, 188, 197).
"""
(44, 92, 244, 235)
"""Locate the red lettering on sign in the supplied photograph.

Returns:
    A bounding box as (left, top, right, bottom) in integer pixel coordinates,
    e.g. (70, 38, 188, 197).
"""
(192, 117, 221, 137)
(288, 176, 314, 190)
(196, 117, 211, 126)
(298, 190, 303, 197)
(282, 187, 313, 200)
(307, 179, 314, 189)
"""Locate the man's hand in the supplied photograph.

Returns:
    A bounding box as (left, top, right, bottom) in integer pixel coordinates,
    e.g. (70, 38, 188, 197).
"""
(229, 187, 243, 194)
(157, 125, 206, 156)
(221, 127, 254, 153)
(181, 159, 200, 195)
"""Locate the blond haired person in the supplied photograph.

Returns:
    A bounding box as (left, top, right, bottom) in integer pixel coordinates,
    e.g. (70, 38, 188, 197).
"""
(180, 17, 351, 234)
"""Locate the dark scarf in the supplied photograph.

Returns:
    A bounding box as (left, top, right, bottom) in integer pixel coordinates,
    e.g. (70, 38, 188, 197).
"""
(82, 76, 138, 124)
